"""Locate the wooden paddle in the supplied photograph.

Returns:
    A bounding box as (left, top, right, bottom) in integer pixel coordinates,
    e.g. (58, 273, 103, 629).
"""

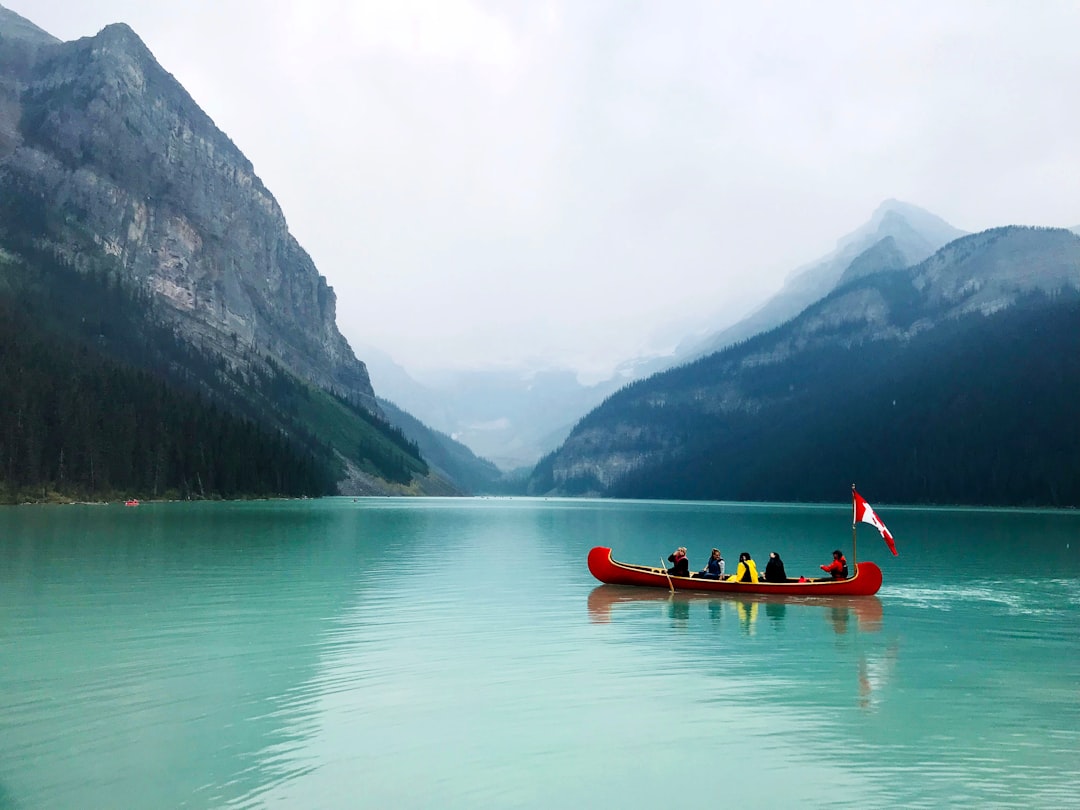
(661, 559, 675, 593)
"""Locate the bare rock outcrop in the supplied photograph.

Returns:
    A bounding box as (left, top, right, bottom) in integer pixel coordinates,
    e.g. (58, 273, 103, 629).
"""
(0, 13, 376, 410)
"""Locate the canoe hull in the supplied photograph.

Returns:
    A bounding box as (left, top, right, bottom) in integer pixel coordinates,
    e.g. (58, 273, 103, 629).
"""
(587, 546, 882, 596)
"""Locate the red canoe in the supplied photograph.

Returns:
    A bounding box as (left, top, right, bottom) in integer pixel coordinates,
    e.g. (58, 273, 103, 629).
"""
(587, 546, 882, 596)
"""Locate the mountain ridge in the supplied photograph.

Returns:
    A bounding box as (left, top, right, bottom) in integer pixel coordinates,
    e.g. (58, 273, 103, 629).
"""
(679, 200, 967, 362)
(528, 225, 1080, 506)
(0, 4, 58, 46)
(0, 11, 374, 408)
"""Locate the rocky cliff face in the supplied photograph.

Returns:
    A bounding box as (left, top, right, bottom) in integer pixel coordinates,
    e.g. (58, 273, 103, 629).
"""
(0, 10, 376, 409)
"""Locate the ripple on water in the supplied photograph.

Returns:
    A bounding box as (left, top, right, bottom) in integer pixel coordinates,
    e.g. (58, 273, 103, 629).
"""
(882, 579, 1076, 616)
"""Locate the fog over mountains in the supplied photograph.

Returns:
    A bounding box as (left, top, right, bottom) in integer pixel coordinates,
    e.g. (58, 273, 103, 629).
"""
(360, 344, 627, 471)
(676, 200, 968, 362)
(370, 200, 972, 470)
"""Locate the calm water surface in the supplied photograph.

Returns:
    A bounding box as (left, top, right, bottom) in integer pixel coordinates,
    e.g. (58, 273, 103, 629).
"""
(1, 498, 1078, 809)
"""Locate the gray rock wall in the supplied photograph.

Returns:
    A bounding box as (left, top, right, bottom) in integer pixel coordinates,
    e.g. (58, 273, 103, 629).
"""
(0, 19, 376, 410)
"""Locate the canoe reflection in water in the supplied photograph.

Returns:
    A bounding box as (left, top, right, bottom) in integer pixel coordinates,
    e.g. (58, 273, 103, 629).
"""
(587, 585, 895, 708)
(587, 584, 884, 635)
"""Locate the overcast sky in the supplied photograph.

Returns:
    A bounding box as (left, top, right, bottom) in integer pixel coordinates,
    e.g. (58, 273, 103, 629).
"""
(7, 1, 1080, 381)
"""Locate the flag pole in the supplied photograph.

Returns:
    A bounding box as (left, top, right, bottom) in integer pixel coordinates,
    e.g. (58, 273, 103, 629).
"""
(851, 483, 858, 566)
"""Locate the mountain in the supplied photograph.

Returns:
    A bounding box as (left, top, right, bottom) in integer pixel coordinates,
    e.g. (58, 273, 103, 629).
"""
(679, 200, 967, 361)
(0, 4, 56, 47)
(528, 226, 1080, 507)
(0, 16, 372, 404)
(376, 398, 515, 494)
(360, 344, 628, 470)
(0, 6, 451, 498)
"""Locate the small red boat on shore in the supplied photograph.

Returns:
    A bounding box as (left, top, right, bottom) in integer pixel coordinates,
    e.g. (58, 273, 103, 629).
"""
(587, 546, 883, 596)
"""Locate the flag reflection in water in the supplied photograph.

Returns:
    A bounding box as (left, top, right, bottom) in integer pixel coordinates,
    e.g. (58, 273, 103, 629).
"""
(859, 643, 900, 712)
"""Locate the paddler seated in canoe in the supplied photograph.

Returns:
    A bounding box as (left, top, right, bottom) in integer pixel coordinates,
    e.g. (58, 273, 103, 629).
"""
(763, 551, 787, 582)
(819, 549, 850, 580)
(726, 552, 759, 583)
(667, 547, 690, 577)
(696, 548, 725, 579)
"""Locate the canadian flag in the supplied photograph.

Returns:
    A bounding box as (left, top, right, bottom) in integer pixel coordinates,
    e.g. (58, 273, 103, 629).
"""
(853, 489, 898, 556)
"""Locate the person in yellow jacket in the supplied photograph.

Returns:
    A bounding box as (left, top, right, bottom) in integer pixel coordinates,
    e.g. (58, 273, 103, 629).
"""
(727, 552, 759, 583)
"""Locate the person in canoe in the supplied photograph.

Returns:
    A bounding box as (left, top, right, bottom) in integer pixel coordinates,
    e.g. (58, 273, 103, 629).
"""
(667, 547, 690, 577)
(763, 551, 787, 582)
(697, 548, 725, 579)
(820, 549, 850, 580)
(727, 552, 759, 583)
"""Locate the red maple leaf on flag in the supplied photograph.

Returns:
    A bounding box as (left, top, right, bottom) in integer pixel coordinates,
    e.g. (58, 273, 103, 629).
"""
(853, 490, 898, 556)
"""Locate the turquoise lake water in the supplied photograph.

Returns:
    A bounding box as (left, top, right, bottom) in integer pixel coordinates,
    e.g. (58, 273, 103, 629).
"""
(0, 498, 1078, 809)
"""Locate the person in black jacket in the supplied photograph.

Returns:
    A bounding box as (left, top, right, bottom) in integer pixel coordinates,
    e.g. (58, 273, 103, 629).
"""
(763, 551, 787, 582)
(667, 547, 690, 577)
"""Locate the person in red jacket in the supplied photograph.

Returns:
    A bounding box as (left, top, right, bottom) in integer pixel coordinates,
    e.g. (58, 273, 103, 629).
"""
(820, 549, 849, 580)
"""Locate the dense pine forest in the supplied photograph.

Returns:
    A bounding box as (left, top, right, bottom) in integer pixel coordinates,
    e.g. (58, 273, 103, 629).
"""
(531, 289, 1080, 507)
(0, 227, 428, 502)
(0, 298, 339, 501)
(611, 294, 1080, 506)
